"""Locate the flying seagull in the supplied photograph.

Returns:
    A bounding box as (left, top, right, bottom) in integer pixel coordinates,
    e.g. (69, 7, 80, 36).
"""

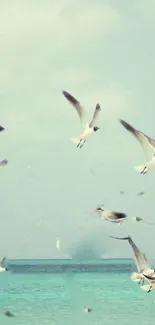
(56, 238, 60, 250)
(137, 191, 145, 196)
(120, 119, 155, 175)
(0, 159, 8, 167)
(109, 235, 154, 285)
(62, 90, 101, 148)
(0, 257, 8, 272)
(84, 306, 93, 313)
(4, 311, 15, 318)
(96, 206, 128, 225)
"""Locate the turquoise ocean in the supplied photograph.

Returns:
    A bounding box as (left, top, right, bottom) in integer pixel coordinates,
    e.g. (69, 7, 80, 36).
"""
(1, 259, 155, 325)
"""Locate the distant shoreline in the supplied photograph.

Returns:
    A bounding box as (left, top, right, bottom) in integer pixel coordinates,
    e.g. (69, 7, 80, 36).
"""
(8, 258, 132, 261)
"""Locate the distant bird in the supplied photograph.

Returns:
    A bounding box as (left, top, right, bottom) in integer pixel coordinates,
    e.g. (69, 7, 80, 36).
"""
(109, 235, 155, 285)
(84, 307, 92, 313)
(96, 205, 128, 225)
(4, 311, 15, 317)
(137, 191, 145, 196)
(131, 216, 155, 225)
(0, 126, 5, 132)
(0, 257, 8, 272)
(0, 159, 8, 167)
(120, 191, 124, 195)
(62, 90, 101, 148)
(120, 119, 155, 175)
(56, 238, 60, 250)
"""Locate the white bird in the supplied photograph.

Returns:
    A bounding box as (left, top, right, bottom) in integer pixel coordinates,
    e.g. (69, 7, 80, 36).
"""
(56, 238, 60, 250)
(62, 90, 101, 148)
(109, 235, 155, 285)
(120, 119, 155, 175)
(0, 159, 8, 167)
(96, 205, 128, 225)
(0, 257, 8, 272)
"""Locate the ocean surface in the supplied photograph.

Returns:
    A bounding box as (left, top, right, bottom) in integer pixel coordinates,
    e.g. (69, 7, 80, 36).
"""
(1, 259, 155, 325)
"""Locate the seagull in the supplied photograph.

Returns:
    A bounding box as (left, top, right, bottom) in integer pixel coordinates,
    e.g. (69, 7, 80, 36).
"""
(109, 235, 154, 285)
(96, 205, 154, 226)
(0, 159, 8, 167)
(56, 238, 60, 250)
(137, 191, 145, 196)
(4, 311, 15, 318)
(62, 90, 101, 148)
(96, 205, 128, 225)
(0, 257, 8, 272)
(84, 307, 92, 313)
(120, 119, 155, 174)
(131, 216, 155, 225)
(141, 274, 155, 293)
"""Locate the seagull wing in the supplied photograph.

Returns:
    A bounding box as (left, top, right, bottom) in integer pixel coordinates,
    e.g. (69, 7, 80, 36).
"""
(112, 212, 127, 219)
(89, 104, 101, 128)
(0, 257, 6, 266)
(125, 237, 150, 272)
(120, 119, 155, 160)
(109, 235, 150, 272)
(62, 90, 88, 132)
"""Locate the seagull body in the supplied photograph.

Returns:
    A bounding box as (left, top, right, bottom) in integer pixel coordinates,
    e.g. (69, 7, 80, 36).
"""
(120, 119, 155, 175)
(0, 257, 8, 272)
(141, 274, 155, 293)
(62, 90, 101, 148)
(96, 206, 128, 225)
(109, 236, 154, 284)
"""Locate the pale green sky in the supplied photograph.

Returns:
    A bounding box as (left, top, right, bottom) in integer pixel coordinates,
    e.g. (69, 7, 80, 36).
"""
(0, 0, 155, 259)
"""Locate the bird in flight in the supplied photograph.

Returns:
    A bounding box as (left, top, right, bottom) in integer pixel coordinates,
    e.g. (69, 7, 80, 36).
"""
(62, 90, 101, 148)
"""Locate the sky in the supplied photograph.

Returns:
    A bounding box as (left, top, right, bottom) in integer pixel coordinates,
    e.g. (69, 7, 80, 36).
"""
(0, 0, 155, 259)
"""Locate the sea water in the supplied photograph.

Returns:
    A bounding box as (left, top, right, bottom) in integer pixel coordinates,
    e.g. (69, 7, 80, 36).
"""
(0, 259, 155, 325)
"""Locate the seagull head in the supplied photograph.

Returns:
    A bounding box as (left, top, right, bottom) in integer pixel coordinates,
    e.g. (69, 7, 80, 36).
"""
(93, 126, 100, 132)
